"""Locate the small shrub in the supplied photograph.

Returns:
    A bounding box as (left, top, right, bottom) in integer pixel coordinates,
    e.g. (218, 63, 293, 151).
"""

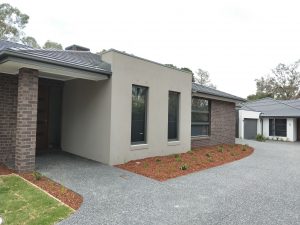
(155, 158, 161, 163)
(241, 145, 247, 151)
(187, 150, 193, 155)
(230, 152, 235, 156)
(60, 186, 67, 195)
(174, 154, 180, 159)
(206, 153, 212, 158)
(256, 134, 266, 142)
(217, 146, 224, 153)
(33, 171, 42, 181)
(143, 163, 149, 168)
(179, 164, 188, 170)
(175, 157, 182, 162)
(208, 158, 214, 162)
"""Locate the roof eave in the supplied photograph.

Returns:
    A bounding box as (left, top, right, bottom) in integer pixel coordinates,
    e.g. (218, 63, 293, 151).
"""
(0, 50, 112, 77)
(192, 91, 246, 103)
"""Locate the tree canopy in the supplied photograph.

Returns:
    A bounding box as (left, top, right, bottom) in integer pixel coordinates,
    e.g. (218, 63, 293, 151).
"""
(193, 68, 216, 89)
(21, 36, 40, 48)
(0, 3, 29, 41)
(247, 61, 300, 100)
(43, 40, 63, 50)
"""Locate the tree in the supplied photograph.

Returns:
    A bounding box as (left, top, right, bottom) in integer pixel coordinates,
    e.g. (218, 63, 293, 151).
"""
(21, 36, 40, 48)
(43, 40, 63, 50)
(193, 68, 216, 89)
(0, 3, 29, 41)
(249, 61, 300, 100)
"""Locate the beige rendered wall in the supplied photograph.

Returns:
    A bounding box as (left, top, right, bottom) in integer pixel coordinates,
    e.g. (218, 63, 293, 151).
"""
(102, 50, 192, 165)
(61, 78, 112, 164)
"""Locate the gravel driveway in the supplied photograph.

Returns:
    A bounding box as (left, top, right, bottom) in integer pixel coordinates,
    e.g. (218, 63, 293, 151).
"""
(36, 139, 300, 225)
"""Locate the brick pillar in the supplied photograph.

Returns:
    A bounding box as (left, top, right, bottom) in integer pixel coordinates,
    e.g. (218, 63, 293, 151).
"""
(15, 68, 39, 172)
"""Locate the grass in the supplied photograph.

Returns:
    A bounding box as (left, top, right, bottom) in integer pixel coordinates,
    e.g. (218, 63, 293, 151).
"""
(0, 175, 73, 225)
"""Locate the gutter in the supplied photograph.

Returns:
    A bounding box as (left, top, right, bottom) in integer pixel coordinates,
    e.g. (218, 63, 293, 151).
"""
(0, 49, 112, 77)
(192, 90, 246, 103)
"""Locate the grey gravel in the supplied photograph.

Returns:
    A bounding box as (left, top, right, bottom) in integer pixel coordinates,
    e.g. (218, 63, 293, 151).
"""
(36, 139, 300, 225)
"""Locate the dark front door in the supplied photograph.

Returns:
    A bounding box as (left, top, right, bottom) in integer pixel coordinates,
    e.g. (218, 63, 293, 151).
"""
(36, 85, 49, 152)
(244, 119, 258, 140)
(298, 119, 300, 141)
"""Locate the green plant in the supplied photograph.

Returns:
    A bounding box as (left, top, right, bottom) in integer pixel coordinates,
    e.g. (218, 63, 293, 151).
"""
(143, 163, 149, 168)
(241, 145, 247, 151)
(174, 154, 180, 159)
(175, 157, 182, 162)
(187, 150, 193, 154)
(155, 158, 161, 163)
(208, 158, 214, 162)
(206, 153, 212, 158)
(60, 186, 67, 195)
(256, 134, 266, 142)
(179, 164, 188, 170)
(217, 146, 224, 153)
(33, 171, 42, 181)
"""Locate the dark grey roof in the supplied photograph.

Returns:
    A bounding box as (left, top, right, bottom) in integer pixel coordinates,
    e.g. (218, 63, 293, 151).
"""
(240, 97, 300, 117)
(192, 83, 245, 102)
(0, 40, 111, 75)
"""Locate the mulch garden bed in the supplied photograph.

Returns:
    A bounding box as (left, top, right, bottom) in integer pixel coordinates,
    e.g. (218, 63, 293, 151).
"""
(116, 144, 254, 181)
(0, 164, 82, 210)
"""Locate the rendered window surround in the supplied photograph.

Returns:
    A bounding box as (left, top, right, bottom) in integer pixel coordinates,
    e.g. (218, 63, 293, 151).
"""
(168, 91, 180, 141)
(131, 85, 148, 145)
(191, 97, 211, 137)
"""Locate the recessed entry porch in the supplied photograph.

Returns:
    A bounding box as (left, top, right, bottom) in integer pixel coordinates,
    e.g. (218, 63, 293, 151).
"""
(0, 53, 111, 172)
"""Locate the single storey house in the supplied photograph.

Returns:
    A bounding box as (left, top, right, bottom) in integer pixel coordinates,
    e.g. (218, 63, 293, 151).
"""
(0, 40, 244, 172)
(237, 98, 300, 141)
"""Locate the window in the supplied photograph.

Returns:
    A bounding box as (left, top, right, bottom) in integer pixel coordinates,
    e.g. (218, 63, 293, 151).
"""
(269, 118, 287, 137)
(168, 91, 180, 140)
(191, 97, 210, 136)
(131, 85, 148, 144)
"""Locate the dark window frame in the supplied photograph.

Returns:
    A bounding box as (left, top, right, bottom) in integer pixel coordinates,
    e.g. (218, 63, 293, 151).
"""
(168, 91, 180, 141)
(191, 97, 211, 137)
(131, 85, 148, 145)
(269, 118, 287, 137)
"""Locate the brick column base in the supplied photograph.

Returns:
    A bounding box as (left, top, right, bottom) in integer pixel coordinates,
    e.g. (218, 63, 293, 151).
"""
(15, 68, 38, 172)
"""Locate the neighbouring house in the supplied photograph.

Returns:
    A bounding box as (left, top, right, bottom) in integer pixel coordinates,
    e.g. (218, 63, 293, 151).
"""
(237, 98, 300, 141)
(0, 40, 245, 172)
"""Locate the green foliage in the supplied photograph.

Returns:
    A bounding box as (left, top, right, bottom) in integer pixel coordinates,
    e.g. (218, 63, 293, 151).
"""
(21, 36, 40, 48)
(43, 40, 63, 50)
(194, 68, 216, 89)
(256, 134, 266, 142)
(179, 164, 188, 170)
(0, 176, 72, 225)
(205, 153, 212, 158)
(241, 145, 247, 151)
(0, 3, 29, 41)
(249, 61, 300, 100)
(33, 171, 42, 181)
(217, 145, 224, 153)
(155, 158, 161, 163)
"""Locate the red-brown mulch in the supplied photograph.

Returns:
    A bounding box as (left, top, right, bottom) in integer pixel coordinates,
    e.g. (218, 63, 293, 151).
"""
(0, 164, 82, 210)
(116, 144, 254, 181)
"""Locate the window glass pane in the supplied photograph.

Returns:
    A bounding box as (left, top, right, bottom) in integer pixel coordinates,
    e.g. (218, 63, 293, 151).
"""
(269, 119, 275, 136)
(192, 112, 209, 122)
(275, 119, 287, 137)
(168, 91, 180, 140)
(192, 97, 208, 111)
(131, 85, 147, 143)
(191, 97, 210, 136)
(191, 125, 209, 136)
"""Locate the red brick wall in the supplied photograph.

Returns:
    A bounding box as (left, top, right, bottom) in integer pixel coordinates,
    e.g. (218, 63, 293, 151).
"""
(192, 99, 236, 148)
(0, 74, 18, 164)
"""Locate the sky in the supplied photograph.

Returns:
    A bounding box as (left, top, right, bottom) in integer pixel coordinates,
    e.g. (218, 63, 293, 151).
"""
(5, 0, 300, 98)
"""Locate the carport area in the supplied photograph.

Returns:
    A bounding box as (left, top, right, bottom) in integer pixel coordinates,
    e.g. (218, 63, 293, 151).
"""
(36, 139, 300, 225)
(0, 41, 111, 172)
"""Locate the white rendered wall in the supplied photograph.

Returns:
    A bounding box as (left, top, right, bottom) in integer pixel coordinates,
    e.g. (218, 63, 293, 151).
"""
(238, 110, 261, 139)
(262, 118, 297, 142)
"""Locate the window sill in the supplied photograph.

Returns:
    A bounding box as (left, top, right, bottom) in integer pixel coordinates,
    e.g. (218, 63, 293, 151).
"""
(191, 136, 210, 140)
(130, 144, 149, 151)
(168, 141, 181, 146)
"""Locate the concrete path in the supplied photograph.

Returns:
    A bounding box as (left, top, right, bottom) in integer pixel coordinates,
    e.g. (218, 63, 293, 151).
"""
(36, 139, 300, 225)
